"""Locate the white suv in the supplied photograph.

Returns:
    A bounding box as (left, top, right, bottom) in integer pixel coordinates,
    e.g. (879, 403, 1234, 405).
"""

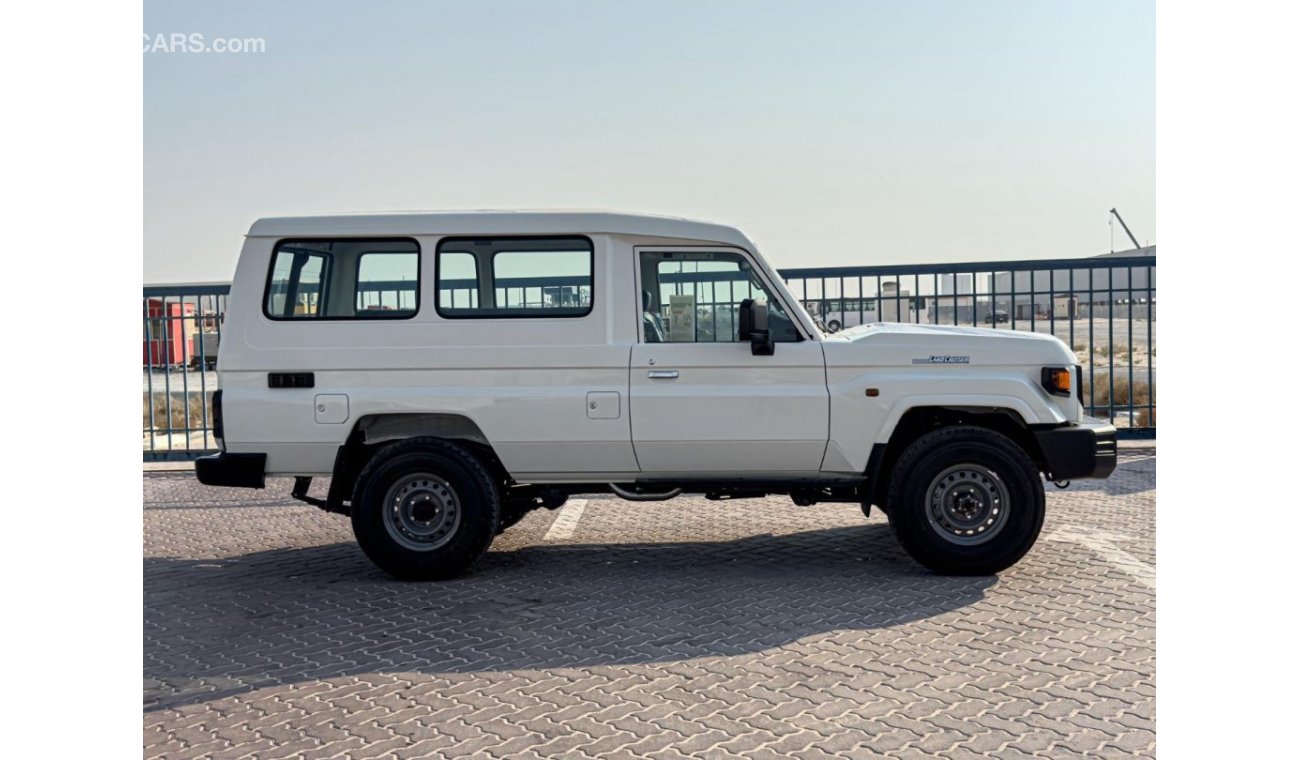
(197, 211, 1116, 580)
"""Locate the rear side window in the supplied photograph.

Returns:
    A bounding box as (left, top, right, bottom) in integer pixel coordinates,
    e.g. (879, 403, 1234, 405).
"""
(436, 237, 593, 318)
(266, 246, 328, 318)
(436, 251, 480, 309)
(356, 251, 419, 314)
(264, 238, 420, 320)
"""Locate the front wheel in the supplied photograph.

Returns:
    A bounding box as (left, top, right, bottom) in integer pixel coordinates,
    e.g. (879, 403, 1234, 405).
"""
(885, 426, 1044, 575)
(351, 437, 500, 580)
(826, 319, 842, 333)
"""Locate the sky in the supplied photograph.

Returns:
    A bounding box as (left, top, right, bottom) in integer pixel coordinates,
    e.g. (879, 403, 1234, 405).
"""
(144, 0, 1155, 284)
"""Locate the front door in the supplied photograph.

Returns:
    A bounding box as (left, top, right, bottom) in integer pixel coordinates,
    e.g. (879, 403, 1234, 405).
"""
(629, 248, 829, 474)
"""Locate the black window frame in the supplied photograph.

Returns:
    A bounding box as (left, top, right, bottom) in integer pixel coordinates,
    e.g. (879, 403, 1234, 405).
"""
(435, 235, 595, 319)
(262, 237, 421, 321)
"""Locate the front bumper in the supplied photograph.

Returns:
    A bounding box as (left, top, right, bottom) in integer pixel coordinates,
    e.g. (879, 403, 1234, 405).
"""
(195, 452, 267, 488)
(1034, 419, 1118, 480)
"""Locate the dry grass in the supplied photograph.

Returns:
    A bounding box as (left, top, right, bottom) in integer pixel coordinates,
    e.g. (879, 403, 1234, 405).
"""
(1073, 342, 1154, 368)
(1086, 374, 1154, 426)
(143, 391, 213, 432)
(1087, 374, 1150, 407)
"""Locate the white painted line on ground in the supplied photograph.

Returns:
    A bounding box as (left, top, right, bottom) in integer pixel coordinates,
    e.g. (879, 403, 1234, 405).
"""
(544, 499, 588, 541)
(1047, 527, 1155, 589)
(144, 461, 195, 472)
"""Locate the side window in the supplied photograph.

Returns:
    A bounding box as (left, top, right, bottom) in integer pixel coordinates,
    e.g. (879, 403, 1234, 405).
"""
(436, 237, 593, 318)
(355, 251, 418, 315)
(493, 250, 591, 312)
(639, 251, 801, 343)
(265, 246, 329, 318)
(264, 238, 419, 320)
(436, 251, 479, 309)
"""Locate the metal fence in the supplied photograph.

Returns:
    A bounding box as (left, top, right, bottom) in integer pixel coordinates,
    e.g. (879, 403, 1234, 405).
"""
(143, 284, 228, 461)
(143, 254, 1154, 460)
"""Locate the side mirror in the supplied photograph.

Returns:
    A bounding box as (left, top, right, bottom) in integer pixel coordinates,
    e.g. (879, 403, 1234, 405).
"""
(738, 298, 775, 356)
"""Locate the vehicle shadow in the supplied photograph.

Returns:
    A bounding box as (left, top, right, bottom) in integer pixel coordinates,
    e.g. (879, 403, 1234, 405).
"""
(144, 523, 994, 712)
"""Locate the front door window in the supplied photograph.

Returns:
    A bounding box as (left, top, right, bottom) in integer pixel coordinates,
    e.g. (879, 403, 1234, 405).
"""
(639, 251, 800, 343)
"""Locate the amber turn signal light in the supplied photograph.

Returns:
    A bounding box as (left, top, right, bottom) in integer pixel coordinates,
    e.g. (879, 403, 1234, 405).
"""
(1040, 367, 1072, 397)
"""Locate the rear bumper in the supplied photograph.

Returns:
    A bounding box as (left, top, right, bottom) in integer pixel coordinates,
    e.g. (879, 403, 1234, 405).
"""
(1034, 419, 1118, 480)
(194, 452, 266, 489)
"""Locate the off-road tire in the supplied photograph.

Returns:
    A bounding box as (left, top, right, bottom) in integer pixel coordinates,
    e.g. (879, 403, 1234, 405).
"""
(351, 437, 499, 580)
(885, 425, 1044, 575)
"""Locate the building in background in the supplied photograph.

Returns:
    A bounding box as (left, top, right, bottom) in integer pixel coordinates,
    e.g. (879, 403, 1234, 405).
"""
(143, 298, 197, 367)
(880, 282, 928, 323)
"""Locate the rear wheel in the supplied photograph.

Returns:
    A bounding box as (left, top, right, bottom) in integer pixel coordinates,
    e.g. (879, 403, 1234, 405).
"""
(826, 319, 842, 333)
(351, 437, 499, 580)
(885, 426, 1044, 575)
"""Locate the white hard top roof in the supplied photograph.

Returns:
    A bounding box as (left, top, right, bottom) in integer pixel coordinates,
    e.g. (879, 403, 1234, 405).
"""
(247, 210, 754, 249)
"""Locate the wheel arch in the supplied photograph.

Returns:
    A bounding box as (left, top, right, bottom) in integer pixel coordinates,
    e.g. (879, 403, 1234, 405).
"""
(323, 413, 510, 514)
(875, 391, 1061, 445)
(355, 413, 492, 448)
(865, 406, 1050, 510)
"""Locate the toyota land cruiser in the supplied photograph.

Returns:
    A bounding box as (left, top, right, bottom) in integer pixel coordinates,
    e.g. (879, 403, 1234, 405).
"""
(196, 211, 1116, 580)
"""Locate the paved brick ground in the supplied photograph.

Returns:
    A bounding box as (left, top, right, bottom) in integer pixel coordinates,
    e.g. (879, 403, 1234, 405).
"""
(144, 453, 1155, 759)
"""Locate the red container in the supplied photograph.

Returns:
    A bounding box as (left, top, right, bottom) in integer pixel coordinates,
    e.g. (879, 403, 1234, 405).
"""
(143, 299, 196, 367)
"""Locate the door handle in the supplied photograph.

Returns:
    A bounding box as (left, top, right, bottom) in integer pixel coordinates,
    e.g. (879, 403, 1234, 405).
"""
(647, 369, 680, 379)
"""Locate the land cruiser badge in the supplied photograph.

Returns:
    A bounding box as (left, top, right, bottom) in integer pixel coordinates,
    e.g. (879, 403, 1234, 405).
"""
(912, 355, 970, 365)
